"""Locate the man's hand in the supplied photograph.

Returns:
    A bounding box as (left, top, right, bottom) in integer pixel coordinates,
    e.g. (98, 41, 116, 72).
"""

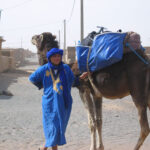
(79, 72, 89, 80)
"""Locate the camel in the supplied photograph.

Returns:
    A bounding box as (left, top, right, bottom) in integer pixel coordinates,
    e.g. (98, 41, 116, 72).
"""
(31, 32, 150, 150)
(31, 32, 59, 65)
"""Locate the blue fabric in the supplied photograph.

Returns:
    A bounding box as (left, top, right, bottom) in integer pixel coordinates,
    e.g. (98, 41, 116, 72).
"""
(29, 63, 74, 147)
(47, 48, 63, 59)
(76, 32, 127, 72)
(76, 46, 89, 72)
(48, 61, 69, 108)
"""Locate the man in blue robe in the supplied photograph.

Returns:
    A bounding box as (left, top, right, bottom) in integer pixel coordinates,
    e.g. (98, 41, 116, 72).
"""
(29, 48, 88, 150)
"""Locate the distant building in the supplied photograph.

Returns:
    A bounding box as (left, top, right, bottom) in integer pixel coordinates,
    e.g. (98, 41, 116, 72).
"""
(0, 36, 5, 50)
(0, 36, 35, 72)
(2, 48, 35, 67)
(64, 46, 76, 64)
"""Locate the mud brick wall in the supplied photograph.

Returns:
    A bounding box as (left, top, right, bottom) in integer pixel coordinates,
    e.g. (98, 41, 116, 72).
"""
(0, 55, 10, 72)
(0, 50, 16, 72)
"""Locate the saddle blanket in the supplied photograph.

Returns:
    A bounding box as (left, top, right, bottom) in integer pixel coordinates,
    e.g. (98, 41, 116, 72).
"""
(76, 32, 127, 72)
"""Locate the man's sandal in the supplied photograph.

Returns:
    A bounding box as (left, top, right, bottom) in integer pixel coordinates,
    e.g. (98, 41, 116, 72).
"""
(38, 147, 47, 150)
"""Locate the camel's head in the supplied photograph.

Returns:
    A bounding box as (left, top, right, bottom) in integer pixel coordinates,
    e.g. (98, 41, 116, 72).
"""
(31, 34, 43, 50)
(31, 32, 59, 65)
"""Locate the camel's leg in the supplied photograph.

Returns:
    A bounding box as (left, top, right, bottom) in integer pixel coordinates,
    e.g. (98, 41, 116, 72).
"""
(88, 111, 97, 150)
(79, 88, 97, 150)
(125, 59, 150, 149)
(94, 96, 104, 150)
(133, 102, 150, 150)
(148, 96, 150, 110)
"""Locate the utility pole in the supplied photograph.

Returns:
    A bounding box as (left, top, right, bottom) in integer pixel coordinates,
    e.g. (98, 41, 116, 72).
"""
(63, 19, 66, 51)
(58, 30, 61, 48)
(21, 37, 23, 48)
(0, 9, 2, 21)
(80, 0, 84, 41)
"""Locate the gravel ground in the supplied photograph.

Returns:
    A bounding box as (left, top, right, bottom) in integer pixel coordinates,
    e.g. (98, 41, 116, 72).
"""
(0, 56, 150, 150)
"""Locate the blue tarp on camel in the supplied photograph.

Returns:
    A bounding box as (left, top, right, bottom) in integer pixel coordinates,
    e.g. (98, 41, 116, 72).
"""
(76, 32, 127, 72)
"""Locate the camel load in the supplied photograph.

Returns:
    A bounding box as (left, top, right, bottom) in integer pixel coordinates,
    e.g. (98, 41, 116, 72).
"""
(76, 31, 146, 72)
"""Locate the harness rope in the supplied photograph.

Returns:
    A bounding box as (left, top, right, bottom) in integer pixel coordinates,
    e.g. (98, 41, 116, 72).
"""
(126, 43, 150, 101)
(86, 47, 102, 98)
(126, 43, 149, 65)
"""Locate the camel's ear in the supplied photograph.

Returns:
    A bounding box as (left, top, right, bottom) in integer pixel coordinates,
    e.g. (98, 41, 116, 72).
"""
(40, 34, 44, 42)
(52, 35, 56, 40)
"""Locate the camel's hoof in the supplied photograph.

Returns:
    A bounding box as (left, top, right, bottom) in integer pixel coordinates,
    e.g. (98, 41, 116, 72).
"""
(97, 145, 104, 150)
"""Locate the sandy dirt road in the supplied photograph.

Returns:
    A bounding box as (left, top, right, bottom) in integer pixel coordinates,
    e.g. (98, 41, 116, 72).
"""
(0, 56, 150, 150)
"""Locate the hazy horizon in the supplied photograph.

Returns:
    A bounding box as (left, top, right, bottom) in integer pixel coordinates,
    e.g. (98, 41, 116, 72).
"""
(0, 0, 150, 52)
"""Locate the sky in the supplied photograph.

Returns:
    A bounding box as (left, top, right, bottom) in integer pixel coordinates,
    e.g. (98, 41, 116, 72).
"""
(0, 0, 150, 52)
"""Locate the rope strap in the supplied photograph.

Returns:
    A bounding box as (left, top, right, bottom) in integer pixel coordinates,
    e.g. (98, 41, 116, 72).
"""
(125, 43, 149, 65)
(86, 47, 102, 98)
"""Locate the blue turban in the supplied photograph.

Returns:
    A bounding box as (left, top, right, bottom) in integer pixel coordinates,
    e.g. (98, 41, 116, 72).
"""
(47, 48, 63, 60)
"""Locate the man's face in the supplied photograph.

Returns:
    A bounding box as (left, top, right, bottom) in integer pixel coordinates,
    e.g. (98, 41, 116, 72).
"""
(50, 54, 62, 65)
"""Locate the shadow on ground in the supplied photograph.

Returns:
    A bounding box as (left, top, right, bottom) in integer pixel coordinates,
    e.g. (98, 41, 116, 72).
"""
(0, 57, 38, 100)
(0, 70, 32, 100)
